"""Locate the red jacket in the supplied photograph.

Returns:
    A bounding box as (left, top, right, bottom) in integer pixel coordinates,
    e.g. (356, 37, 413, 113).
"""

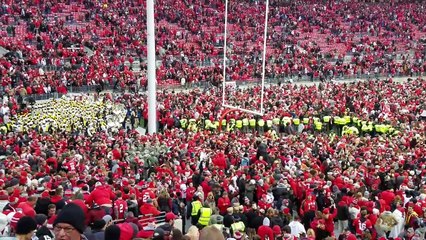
(139, 203, 160, 217)
(139, 203, 161, 224)
(257, 225, 274, 240)
(86, 186, 115, 206)
(217, 196, 231, 215)
(17, 202, 36, 217)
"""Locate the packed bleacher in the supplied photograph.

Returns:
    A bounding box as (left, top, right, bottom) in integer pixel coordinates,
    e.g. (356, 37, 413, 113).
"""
(1, 0, 426, 98)
(1, 0, 426, 240)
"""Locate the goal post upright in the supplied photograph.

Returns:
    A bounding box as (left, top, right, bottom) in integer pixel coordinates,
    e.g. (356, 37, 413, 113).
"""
(221, 0, 269, 116)
(222, 0, 229, 107)
(260, 0, 269, 114)
(147, 0, 157, 134)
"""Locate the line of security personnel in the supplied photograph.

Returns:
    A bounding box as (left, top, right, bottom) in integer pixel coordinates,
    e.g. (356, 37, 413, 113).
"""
(177, 115, 399, 136)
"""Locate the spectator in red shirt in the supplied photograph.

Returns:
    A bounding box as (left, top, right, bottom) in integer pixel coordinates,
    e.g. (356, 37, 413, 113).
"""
(258, 217, 274, 240)
(85, 182, 116, 214)
(113, 192, 128, 220)
(217, 191, 231, 215)
(17, 196, 37, 218)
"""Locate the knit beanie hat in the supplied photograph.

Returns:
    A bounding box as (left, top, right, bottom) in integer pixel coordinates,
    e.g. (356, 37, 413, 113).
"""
(35, 214, 48, 226)
(262, 217, 270, 226)
(105, 225, 121, 240)
(53, 203, 86, 233)
(16, 216, 37, 235)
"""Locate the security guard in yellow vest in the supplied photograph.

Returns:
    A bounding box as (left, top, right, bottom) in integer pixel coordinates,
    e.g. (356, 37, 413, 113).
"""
(257, 118, 265, 134)
(323, 115, 331, 131)
(221, 119, 227, 128)
(323, 116, 331, 123)
(293, 118, 300, 126)
(361, 121, 370, 134)
(198, 204, 213, 227)
(249, 118, 256, 130)
(343, 115, 351, 125)
(334, 116, 346, 136)
(303, 117, 310, 125)
(242, 118, 249, 133)
(188, 196, 203, 225)
(236, 119, 243, 129)
(228, 118, 236, 132)
(205, 119, 212, 130)
(266, 119, 273, 130)
(350, 126, 359, 135)
(282, 116, 291, 127)
(314, 120, 322, 132)
(342, 125, 351, 135)
(180, 118, 188, 129)
(188, 119, 197, 132)
(272, 118, 280, 126)
(352, 117, 360, 127)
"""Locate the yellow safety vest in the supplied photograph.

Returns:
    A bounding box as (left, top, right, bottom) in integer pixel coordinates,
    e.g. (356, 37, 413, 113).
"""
(236, 120, 243, 129)
(189, 119, 197, 131)
(343, 116, 351, 124)
(273, 118, 280, 125)
(352, 117, 359, 126)
(335, 117, 346, 125)
(242, 118, 249, 126)
(191, 201, 202, 216)
(258, 119, 265, 127)
(314, 121, 322, 130)
(293, 119, 300, 125)
(221, 119, 227, 126)
(303, 117, 310, 124)
(350, 126, 359, 135)
(313, 117, 320, 123)
(231, 221, 245, 233)
(180, 119, 188, 129)
(228, 119, 236, 131)
(342, 126, 351, 135)
(249, 119, 256, 127)
(361, 123, 370, 132)
(205, 119, 212, 129)
(323, 116, 331, 123)
(198, 207, 212, 226)
(282, 117, 291, 125)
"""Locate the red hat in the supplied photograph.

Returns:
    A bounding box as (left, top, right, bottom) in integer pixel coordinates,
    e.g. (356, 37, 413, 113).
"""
(283, 208, 290, 215)
(165, 212, 176, 222)
(323, 208, 330, 214)
(272, 225, 282, 235)
(118, 223, 134, 240)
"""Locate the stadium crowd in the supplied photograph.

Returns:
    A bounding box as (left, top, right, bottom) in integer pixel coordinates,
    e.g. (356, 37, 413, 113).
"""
(0, 76, 425, 240)
(1, 0, 426, 96)
(0, 0, 426, 240)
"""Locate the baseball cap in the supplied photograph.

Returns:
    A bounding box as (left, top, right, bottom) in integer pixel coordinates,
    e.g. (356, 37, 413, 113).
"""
(165, 212, 176, 222)
(153, 227, 165, 240)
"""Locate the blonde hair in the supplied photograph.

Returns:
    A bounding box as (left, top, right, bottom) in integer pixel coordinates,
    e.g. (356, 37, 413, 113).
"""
(307, 228, 316, 238)
(199, 226, 225, 240)
(185, 226, 200, 240)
